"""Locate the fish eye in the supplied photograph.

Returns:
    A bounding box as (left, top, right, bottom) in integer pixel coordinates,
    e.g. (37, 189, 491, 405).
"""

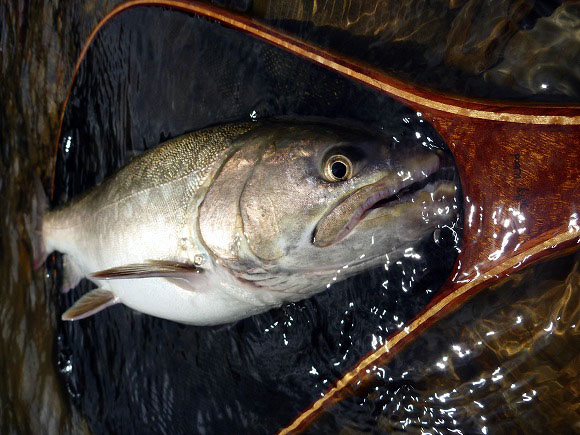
(324, 155, 353, 182)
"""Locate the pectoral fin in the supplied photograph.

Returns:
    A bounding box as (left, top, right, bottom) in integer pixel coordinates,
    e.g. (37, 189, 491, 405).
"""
(91, 260, 201, 284)
(62, 289, 118, 321)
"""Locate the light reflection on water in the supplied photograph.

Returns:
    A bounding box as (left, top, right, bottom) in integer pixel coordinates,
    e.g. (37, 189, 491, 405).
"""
(1, 0, 579, 433)
(320, 252, 579, 434)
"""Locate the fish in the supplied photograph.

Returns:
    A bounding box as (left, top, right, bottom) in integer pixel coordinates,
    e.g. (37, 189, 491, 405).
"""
(37, 119, 458, 325)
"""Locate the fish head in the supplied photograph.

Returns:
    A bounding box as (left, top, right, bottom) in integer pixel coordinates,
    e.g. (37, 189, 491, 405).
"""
(200, 120, 459, 288)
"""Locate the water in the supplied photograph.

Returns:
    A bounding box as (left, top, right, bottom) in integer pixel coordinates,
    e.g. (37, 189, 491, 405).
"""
(256, 0, 580, 101)
(311, 251, 580, 433)
(1, 1, 578, 433)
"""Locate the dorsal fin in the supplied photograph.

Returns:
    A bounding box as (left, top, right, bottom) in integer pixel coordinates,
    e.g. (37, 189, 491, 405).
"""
(91, 260, 201, 283)
(62, 289, 118, 321)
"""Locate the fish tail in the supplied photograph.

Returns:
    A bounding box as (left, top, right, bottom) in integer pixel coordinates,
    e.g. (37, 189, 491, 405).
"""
(25, 174, 49, 270)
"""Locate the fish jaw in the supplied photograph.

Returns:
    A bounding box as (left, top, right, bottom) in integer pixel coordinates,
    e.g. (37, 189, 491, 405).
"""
(313, 152, 442, 247)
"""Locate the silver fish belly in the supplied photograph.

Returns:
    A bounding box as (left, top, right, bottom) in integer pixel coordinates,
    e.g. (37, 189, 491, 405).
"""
(41, 119, 458, 325)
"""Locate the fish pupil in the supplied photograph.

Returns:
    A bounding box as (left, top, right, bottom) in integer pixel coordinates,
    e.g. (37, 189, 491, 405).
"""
(331, 161, 347, 179)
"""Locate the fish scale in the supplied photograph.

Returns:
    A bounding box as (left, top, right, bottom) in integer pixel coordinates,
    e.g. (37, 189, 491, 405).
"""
(84, 122, 256, 209)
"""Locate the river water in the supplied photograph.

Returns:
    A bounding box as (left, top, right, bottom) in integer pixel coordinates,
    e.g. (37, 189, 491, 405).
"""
(1, 1, 578, 433)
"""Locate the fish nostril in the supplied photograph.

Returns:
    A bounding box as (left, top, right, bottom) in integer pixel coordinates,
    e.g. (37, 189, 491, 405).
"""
(433, 226, 456, 250)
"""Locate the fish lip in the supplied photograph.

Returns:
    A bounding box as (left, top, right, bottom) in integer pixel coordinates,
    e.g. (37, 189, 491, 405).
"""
(313, 162, 454, 247)
(336, 175, 434, 241)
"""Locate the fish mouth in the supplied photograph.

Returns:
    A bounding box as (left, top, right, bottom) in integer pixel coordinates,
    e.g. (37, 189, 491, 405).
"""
(313, 165, 456, 247)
